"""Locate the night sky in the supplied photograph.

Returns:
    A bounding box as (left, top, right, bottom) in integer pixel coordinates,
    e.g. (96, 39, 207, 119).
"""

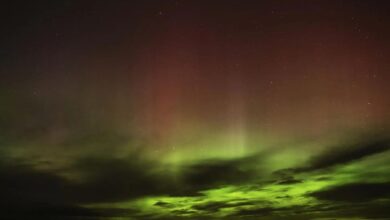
(1, 1, 390, 219)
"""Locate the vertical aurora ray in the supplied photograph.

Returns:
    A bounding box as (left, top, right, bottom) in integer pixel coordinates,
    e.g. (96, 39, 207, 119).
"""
(226, 70, 248, 156)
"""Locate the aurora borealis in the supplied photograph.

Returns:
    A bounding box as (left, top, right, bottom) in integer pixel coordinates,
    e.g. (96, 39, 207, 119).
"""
(1, 0, 390, 219)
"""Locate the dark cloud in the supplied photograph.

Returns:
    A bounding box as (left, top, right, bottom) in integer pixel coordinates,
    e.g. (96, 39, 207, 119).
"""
(310, 182, 390, 203)
(0, 162, 72, 206)
(192, 202, 229, 212)
(272, 169, 302, 185)
(291, 200, 390, 220)
(0, 204, 100, 220)
(303, 138, 390, 172)
(0, 153, 172, 219)
(276, 177, 302, 185)
(154, 201, 174, 208)
(71, 152, 266, 200)
(191, 200, 256, 213)
(2, 152, 390, 220)
(0, 151, 266, 218)
(2, 136, 390, 219)
(176, 153, 266, 196)
(0, 161, 99, 219)
(181, 160, 255, 191)
(230, 203, 390, 220)
(276, 138, 390, 174)
(70, 156, 172, 203)
(231, 207, 275, 217)
(351, 202, 390, 219)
